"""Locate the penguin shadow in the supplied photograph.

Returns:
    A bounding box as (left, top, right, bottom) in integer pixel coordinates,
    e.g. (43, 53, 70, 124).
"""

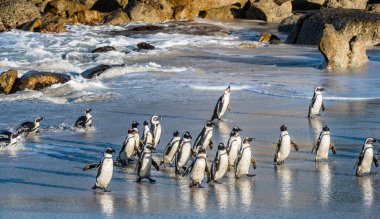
(356, 176, 375, 208)
(95, 191, 115, 217)
(0, 178, 86, 191)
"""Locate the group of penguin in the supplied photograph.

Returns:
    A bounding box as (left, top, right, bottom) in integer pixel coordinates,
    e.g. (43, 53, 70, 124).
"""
(0, 86, 379, 192)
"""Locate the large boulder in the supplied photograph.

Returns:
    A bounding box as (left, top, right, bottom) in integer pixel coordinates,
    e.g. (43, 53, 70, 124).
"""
(324, 0, 368, 10)
(44, 0, 88, 17)
(91, 0, 124, 12)
(367, 4, 380, 13)
(278, 13, 304, 33)
(126, 0, 173, 22)
(28, 0, 52, 12)
(103, 8, 130, 25)
(81, 64, 112, 79)
(0, 0, 40, 30)
(246, 0, 293, 22)
(0, 19, 5, 31)
(16, 72, 71, 91)
(291, 0, 325, 10)
(73, 9, 102, 24)
(198, 5, 245, 19)
(0, 70, 18, 94)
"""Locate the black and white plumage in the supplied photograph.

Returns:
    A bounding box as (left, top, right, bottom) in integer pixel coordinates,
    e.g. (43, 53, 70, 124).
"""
(211, 86, 231, 121)
(308, 87, 325, 118)
(183, 147, 211, 188)
(141, 120, 154, 146)
(118, 128, 138, 166)
(83, 147, 116, 192)
(193, 120, 214, 154)
(235, 137, 256, 179)
(227, 126, 242, 171)
(136, 144, 160, 183)
(150, 115, 162, 148)
(209, 143, 228, 184)
(75, 108, 92, 128)
(18, 116, 44, 135)
(0, 129, 24, 147)
(175, 131, 193, 174)
(161, 130, 181, 166)
(311, 125, 336, 162)
(355, 138, 378, 176)
(274, 125, 299, 165)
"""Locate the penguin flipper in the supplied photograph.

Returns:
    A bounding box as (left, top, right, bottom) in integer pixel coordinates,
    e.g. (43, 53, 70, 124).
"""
(211, 96, 223, 121)
(152, 158, 160, 171)
(291, 140, 299, 151)
(83, 163, 100, 171)
(183, 160, 195, 176)
(205, 162, 211, 182)
(373, 156, 379, 167)
(330, 143, 336, 155)
(321, 102, 325, 111)
(209, 140, 214, 150)
(251, 157, 257, 169)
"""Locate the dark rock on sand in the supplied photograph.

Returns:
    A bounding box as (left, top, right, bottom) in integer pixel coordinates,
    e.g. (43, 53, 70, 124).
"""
(0, 70, 18, 95)
(81, 64, 112, 79)
(137, 42, 155, 50)
(91, 46, 117, 53)
(259, 32, 281, 44)
(15, 71, 71, 91)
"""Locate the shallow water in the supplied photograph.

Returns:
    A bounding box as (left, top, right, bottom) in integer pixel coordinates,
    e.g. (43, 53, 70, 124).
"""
(0, 19, 379, 218)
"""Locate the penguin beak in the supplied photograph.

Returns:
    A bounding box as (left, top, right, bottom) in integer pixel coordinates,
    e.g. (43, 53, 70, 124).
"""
(373, 139, 377, 143)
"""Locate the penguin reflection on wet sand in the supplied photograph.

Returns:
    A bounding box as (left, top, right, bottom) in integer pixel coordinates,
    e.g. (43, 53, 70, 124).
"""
(75, 108, 92, 128)
(235, 137, 256, 179)
(150, 115, 162, 148)
(136, 144, 160, 183)
(183, 147, 211, 188)
(161, 130, 181, 166)
(209, 143, 228, 184)
(355, 138, 378, 177)
(274, 125, 299, 165)
(193, 120, 214, 154)
(227, 126, 242, 172)
(308, 87, 325, 118)
(118, 128, 137, 166)
(83, 147, 116, 192)
(18, 116, 44, 135)
(211, 85, 231, 121)
(175, 131, 193, 174)
(311, 125, 336, 162)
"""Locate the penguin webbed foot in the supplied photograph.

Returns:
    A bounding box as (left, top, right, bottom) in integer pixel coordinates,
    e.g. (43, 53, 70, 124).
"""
(136, 177, 142, 183)
(214, 180, 222, 184)
(247, 174, 255, 177)
(148, 177, 156, 183)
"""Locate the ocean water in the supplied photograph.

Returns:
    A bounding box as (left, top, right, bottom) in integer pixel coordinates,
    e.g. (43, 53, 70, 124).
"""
(0, 19, 379, 218)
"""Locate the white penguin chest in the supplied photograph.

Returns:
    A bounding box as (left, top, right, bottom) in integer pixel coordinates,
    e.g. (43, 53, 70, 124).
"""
(215, 153, 228, 180)
(311, 95, 323, 114)
(178, 143, 191, 167)
(278, 135, 291, 161)
(317, 135, 330, 159)
(125, 138, 136, 157)
(191, 158, 206, 182)
(97, 158, 113, 187)
(140, 154, 152, 177)
(165, 141, 180, 162)
(153, 125, 161, 146)
(359, 148, 374, 173)
(203, 132, 212, 148)
(237, 148, 251, 174)
(228, 141, 239, 165)
(86, 115, 92, 126)
(219, 95, 230, 116)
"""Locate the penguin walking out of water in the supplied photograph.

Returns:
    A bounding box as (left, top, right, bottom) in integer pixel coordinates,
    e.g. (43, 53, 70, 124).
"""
(131, 121, 144, 154)
(0, 129, 24, 147)
(308, 87, 325, 118)
(211, 86, 231, 121)
(209, 143, 228, 184)
(274, 125, 299, 165)
(75, 108, 92, 128)
(183, 147, 211, 188)
(227, 126, 242, 172)
(355, 138, 378, 177)
(118, 129, 137, 166)
(150, 115, 162, 148)
(175, 131, 193, 174)
(18, 116, 44, 135)
(83, 147, 116, 192)
(141, 120, 154, 146)
(136, 144, 160, 183)
(161, 131, 181, 166)
(311, 125, 336, 162)
(193, 121, 214, 155)
(235, 137, 257, 179)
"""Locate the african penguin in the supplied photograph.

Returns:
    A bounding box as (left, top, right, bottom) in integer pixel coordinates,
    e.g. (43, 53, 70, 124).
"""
(211, 85, 231, 121)
(274, 125, 299, 165)
(227, 126, 242, 171)
(83, 147, 116, 192)
(18, 116, 44, 135)
(75, 108, 92, 128)
(161, 130, 181, 166)
(355, 138, 378, 177)
(131, 121, 143, 154)
(175, 131, 193, 174)
(118, 128, 137, 166)
(150, 115, 162, 148)
(141, 120, 154, 146)
(209, 143, 228, 184)
(136, 144, 160, 183)
(235, 137, 257, 179)
(308, 87, 325, 118)
(183, 147, 211, 188)
(193, 120, 214, 154)
(0, 129, 24, 147)
(312, 125, 336, 162)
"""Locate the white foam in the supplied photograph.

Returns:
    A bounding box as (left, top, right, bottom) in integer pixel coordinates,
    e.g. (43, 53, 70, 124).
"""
(189, 85, 252, 91)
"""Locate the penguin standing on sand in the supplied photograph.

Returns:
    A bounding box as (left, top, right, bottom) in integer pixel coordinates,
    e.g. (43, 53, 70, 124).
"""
(0, 129, 24, 147)
(118, 129, 137, 166)
(161, 130, 181, 166)
(311, 125, 336, 162)
(141, 120, 154, 146)
(193, 121, 214, 154)
(75, 109, 92, 128)
(175, 131, 193, 174)
(136, 144, 160, 183)
(209, 143, 228, 184)
(211, 86, 231, 121)
(150, 115, 162, 148)
(235, 137, 257, 179)
(131, 121, 143, 154)
(355, 138, 378, 176)
(227, 126, 242, 171)
(183, 147, 211, 188)
(274, 125, 299, 165)
(308, 87, 325, 117)
(18, 116, 44, 135)
(83, 147, 116, 192)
